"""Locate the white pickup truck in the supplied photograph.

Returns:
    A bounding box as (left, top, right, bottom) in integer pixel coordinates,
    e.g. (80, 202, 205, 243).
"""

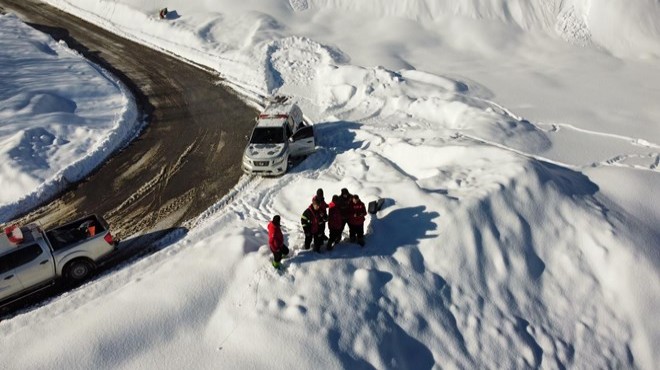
(0, 214, 118, 306)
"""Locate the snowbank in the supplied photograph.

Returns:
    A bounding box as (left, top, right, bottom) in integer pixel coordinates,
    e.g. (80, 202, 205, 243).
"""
(0, 14, 139, 222)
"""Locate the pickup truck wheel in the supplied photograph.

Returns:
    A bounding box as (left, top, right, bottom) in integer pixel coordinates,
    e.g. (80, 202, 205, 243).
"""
(66, 260, 94, 282)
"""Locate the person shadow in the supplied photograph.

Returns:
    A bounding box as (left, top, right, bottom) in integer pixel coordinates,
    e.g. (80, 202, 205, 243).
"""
(281, 201, 441, 369)
(289, 200, 440, 264)
(163, 10, 181, 20)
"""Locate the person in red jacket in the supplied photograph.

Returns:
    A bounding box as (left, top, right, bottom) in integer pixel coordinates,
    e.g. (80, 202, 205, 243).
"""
(326, 195, 343, 251)
(348, 194, 367, 246)
(268, 215, 289, 269)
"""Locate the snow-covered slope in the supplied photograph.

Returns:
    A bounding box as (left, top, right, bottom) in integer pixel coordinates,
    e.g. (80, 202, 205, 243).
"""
(310, 0, 660, 58)
(1, 0, 659, 369)
(45, 0, 660, 59)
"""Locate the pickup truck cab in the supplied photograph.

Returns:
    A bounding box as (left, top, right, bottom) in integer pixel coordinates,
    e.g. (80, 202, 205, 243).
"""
(0, 214, 118, 307)
(242, 101, 316, 176)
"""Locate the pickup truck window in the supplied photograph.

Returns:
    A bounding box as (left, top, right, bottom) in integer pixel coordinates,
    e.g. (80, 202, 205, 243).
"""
(250, 127, 285, 144)
(0, 244, 43, 273)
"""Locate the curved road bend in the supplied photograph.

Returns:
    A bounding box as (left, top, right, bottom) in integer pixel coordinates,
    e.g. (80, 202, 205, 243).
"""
(0, 0, 256, 239)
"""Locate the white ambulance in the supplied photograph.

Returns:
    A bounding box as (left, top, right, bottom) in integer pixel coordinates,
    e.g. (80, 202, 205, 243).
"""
(242, 101, 316, 176)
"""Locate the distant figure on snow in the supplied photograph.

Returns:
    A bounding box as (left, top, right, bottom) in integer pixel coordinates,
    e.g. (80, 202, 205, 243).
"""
(268, 215, 289, 269)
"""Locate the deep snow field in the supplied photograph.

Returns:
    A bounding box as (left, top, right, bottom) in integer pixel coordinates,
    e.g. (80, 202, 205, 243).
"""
(1, 0, 659, 369)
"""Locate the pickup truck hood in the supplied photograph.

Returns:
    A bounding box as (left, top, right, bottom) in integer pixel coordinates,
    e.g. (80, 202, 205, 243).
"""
(245, 143, 286, 160)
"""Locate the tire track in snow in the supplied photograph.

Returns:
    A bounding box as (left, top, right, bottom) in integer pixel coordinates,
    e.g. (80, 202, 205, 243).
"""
(469, 96, 659, 172)
(184, 174, 260, 231)
(474, 95, 659, 148)
(0, 0, 257, 241)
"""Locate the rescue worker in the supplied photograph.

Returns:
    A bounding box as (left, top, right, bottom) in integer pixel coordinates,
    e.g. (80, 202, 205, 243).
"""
(301, 200, 324, 252)
(348, 194, 367, 246)
(268, 215, 289, 269)
(326, 195, 343, 251)
(312, 188, 329, 241)
(336, 188, 352, 233)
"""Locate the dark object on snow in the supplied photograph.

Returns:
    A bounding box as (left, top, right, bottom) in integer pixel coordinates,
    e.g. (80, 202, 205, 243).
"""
(159, 8, 168, 19)
(368, 198, 384, 214)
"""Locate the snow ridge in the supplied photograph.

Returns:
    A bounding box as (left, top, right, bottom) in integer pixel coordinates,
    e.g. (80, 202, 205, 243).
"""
(306, 0, 660, 58)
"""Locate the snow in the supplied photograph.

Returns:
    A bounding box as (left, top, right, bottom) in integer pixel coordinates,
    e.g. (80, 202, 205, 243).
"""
(1, 0, 659, 369)
(0, 14, 139, 221)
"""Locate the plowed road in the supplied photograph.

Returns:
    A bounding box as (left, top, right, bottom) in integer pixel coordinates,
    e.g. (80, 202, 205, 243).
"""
(0, 0, 256, 240)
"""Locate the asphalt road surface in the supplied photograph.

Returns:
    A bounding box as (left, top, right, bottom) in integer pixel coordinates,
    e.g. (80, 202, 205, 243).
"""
(0, 0, 257, 239)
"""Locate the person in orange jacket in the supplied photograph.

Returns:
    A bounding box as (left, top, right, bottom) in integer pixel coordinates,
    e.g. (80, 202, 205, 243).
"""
(268, 215, 289, 269)
(348, 194, 367, 246)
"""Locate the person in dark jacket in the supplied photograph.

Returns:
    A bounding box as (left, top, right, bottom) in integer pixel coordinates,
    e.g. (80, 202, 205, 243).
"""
(348, 194, 367, 246)
(301, 200, 324, 252)
(336, 188, 352, 233)
(268, 215, 289, 269)
(326, 195, 343, 251)
(312, 188, 328, 241)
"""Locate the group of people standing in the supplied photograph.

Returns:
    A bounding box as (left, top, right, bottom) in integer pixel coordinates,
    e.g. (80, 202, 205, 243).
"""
(267, 187, 368, 269)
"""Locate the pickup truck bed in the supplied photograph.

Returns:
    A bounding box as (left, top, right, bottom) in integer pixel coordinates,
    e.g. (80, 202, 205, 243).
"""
(46, 215, 109, 251)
